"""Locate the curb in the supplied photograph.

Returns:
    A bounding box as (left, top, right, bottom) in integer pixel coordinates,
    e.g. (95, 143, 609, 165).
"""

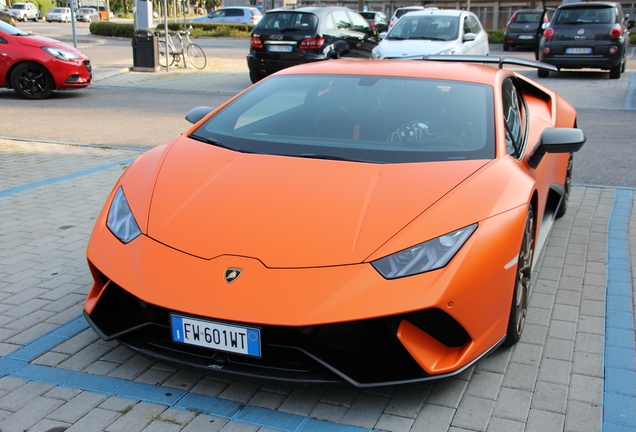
(93, 67, 133, 82)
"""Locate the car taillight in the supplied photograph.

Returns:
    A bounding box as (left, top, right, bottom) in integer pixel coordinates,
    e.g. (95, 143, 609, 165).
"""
(250, 36, 263, 49)
(390, 18, 395, 27)
(609, 26, 622, 38)
(299, 38, 324, 49)
(251, 16, 259, 22)
(543, 28, 554, 39)
(510, 12, 517, 23)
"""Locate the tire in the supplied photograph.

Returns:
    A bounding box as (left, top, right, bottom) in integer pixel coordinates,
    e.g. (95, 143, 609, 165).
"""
(503, 43, 510, 52)
(537, 68, 549, 78)
(609, 64, 621, 79)
(249, 69, 261, 84)
(503, 204, 534, 346)
(556, 154, 573, 219)
(621, 60, 626, 73)
(158, 40, 174, 67)
(186, 43, 206, 70)
(11, 62, 55, 100)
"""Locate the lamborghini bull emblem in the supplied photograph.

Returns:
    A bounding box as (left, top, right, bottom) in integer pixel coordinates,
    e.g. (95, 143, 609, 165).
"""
(225, 268, 242, 283)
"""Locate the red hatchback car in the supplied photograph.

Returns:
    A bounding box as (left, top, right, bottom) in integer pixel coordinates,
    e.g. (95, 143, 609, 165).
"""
(0, 20, 92, 99)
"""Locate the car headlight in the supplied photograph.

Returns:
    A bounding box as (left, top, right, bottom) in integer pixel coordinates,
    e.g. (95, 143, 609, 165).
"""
(371, 47, 382, 59)
(372, 224, 477, 279)
(106, 187, 141, 244)
(42, 46, 81, 61)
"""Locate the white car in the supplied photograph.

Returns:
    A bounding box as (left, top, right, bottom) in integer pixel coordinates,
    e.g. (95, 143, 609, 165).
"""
(9, 2, 40, 21)
(191, 7, 262, 25)
(372, 9, 489, 60)
(46, 7, 72, 23)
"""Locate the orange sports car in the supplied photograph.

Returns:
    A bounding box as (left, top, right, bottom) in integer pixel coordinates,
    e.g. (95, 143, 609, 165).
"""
(84, 56, 585, 387)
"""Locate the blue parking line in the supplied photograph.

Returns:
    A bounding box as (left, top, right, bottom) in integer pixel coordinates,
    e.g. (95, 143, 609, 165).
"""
(603, 189, 636, 431)
(0, 159, 135, 198)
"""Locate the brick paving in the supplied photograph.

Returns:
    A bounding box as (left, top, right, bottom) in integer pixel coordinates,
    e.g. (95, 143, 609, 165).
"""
(1, 58, 635, 431)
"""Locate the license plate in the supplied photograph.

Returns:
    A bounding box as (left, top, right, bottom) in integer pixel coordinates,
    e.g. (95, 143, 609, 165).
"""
(518, 35, 534, 40)
(565, 47, 592, 54)
(268, 45, 293, 53)
(171, 315, 261, 357)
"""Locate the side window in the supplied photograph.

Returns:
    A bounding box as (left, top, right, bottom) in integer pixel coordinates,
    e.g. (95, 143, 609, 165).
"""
(210, 10, 224, 18)
(227, 9, 243, 17)
(502, 77, 527, 157)
(468, 16, 482, 33)
(463, 17, 472, 34)
(324, 13, 336, 30)
(332, 10, 351, 30)
(349, 12, 370, 32)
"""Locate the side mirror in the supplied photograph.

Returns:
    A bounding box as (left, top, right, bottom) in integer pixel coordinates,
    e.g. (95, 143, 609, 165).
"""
(463, 32, 476, 42)
(378, 31, 387, 40)
(528, 128, 585, 169)
(185, 106, 215, 124)
(628, 20, 635, 29)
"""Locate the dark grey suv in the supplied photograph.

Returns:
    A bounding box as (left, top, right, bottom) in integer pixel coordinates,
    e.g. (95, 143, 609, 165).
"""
(537, 2, 633, 79)
(246, 6, 377, 83)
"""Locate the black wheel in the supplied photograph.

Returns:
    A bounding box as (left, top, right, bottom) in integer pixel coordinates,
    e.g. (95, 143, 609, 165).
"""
(503, 205, 534, 346)
(556, 154, 573, 219)
(609, 64, 621, 79)
(537, 69, 549, 78)
(158, 40, 174, 67)
(186, 43, 206, 70)
(503, 43, 510, 52)
(621, 60, 626, 73)
(11, 62, 55, 100)
(249, 69, 261, 84)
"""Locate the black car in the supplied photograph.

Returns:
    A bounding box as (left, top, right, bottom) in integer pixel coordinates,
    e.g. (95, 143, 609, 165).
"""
(359, 11, 389, 35)
(537, 2, 633, 79)
(503, 9, 549, 51)
(246, 6, 377, 83)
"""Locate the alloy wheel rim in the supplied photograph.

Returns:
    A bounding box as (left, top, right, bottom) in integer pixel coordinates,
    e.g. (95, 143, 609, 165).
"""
(18, 68, 47, 96)
(516, 210, 534, 335)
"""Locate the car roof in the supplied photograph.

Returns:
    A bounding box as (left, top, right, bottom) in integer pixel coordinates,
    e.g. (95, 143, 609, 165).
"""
(404, 9, 467, 17)
(557, 1, 618, 8)
(274, 58, 502, 86)
(265, 6, 353, 14)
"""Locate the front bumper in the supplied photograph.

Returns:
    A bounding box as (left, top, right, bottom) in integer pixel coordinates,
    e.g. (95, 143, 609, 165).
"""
(53, 59, 92, 89)
(84, 195, 526, 386)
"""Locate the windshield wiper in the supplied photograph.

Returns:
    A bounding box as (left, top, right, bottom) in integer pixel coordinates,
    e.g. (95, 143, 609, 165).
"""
(188, 134, 257, 154)
(408, 36, 446, 41)
(300, 153, 378, 163)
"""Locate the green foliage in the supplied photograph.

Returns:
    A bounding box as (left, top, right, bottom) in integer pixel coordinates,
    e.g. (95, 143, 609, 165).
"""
(631, 32, 636, 45)
(90, 21, 136, 38)
(31, 0, 54, 16)
(487, 30, 504, 44)
(204, 0, 221, 11)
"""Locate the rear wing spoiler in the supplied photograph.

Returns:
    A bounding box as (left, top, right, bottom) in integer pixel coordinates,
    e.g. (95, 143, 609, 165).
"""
(422, 55, 558, 72)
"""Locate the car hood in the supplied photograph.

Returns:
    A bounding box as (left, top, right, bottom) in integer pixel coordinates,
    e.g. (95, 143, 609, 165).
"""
(143, 137, 489, 267)
(16, 34, 79, 52)
(377, 39, 459, 58)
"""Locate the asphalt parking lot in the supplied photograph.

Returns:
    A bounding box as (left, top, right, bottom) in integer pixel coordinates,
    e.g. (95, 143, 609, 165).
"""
(0, 46, 635, 431)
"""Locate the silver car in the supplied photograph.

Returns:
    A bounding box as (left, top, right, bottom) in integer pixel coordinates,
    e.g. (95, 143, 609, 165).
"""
(76, 7, 100, 23)
(191, 7, 262, 25)
(46, 7, 71, 23)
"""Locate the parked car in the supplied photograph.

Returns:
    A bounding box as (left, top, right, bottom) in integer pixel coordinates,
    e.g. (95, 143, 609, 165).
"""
(359, 10, 389, 34)
(76, 7, 101, 23)
(0, 4, 16, 25)
(46, 7, 72, 23)
(0, 20, 92, 99)
(191, 7, 262, 25)
(372, 9, 489, 59)
(388, 6, 436, 30)
(9, 2, 40, 22)
(82, 54, 585, 387)
(247, 6, 377, 83)
(537, 1, 634, 79)
(503, 9, 550, 51)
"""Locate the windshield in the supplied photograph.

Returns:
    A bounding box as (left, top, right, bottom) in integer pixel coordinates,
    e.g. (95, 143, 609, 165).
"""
(388, 15, 459, 41)
(555, 7, 614, 24)
(0, 19, 29, 34)
(11, 4, 27, 9)
(191, 75, 494, 164)
(79, 8, 92, 13)
(256, 12, 318, 31)
(50, 8, 65, 12)
(395, 8, 421, 19)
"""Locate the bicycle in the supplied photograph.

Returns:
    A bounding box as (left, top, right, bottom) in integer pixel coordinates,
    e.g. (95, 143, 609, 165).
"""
(158, 26, 207, 70)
